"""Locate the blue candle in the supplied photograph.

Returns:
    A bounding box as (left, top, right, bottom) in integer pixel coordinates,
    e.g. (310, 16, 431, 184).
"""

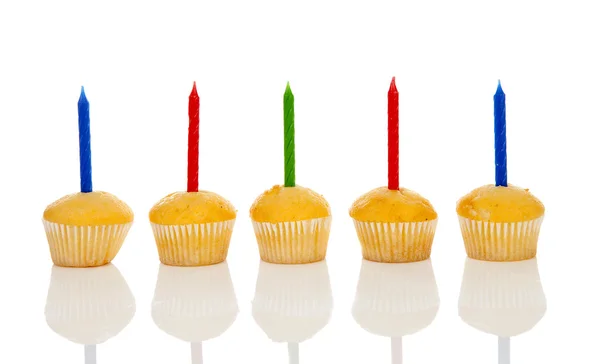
(78, 86, 92, 193)
(494, 81, 507, 187)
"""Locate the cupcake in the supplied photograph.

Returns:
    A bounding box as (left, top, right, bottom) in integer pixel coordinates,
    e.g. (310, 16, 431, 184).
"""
(44, 263, 135, 347)
(252, 260, 333, 343)
(457, 185, 544, 261)
(458, 258, 546, 338)
(350, 187, 438, 263)
(250, 83, 331, 264)
(250, 186, 331, 264)
(457, 82, 545, 261)
(150, 192, 236, 266)
(349, 78, 437, 263)
(43, 87, 133, 267)
(43, 192, 133, 267)
(151, 262, 238, 343)
(149, 82, 236, 266)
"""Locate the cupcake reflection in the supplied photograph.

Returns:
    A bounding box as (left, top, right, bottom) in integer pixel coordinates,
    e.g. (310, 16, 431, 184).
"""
(44, 264, 136, 363)
(352, 259, 439, 363)
(458, 258, 546, 363)
(151, 262, 238, 363)
(252, 260, 333, 363)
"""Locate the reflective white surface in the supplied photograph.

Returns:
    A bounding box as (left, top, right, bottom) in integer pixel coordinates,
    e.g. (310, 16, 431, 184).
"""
(5, 237, 568, 364)
(0, 213, 593, 363)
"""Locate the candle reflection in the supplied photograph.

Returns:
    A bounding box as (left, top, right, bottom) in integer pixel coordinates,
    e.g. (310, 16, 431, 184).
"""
(458, 258, 547, 364)
(44, 263, 136, 364)
(151, 262, 238, 364)
(352, 259, 440, 364)
(252, 260, 333, 363)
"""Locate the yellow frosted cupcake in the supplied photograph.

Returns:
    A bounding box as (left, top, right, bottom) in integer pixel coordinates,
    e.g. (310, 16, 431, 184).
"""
(349, 78, 437, 263)
(250, 185, 332, 264)
(150, 191, 236, 266)
(149, 82, 237, 266)
(350, 187, 438, 263)
(43, 87, 133, 267)
(43, 192, 133, 267)
(457, 184, 544, 261)
(250, 82, 332, 264)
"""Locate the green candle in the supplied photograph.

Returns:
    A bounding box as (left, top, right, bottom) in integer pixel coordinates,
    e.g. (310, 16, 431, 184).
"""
(284, 82, 295, 187)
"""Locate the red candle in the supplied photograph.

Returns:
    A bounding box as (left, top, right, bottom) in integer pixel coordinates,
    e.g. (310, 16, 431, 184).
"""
(187, 82, 200, 192)
(388, 77, 399, 190)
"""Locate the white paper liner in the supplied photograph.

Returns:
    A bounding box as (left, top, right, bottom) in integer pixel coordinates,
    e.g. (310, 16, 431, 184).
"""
(252, 260, 333, 342)
(458, 216, 544, 261)
(252, 216, 332, 264)
(44, 263, 136, 345)
(458, 258, 546, 337)
(151, 262, 238, 342)
(151, 219, 235, 266)
(352, 259, 439, 337)
(43, 220, 132, 267)
(352, 219, 437, 263)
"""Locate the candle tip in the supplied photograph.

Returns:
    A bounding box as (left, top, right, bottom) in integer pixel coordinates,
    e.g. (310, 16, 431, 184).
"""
(285, 81, 292, 93)
(496, 80, 504, 95)
(190, 81, 198, 98)
(389, 77, 398, 93)
(79, 86, 88, 103)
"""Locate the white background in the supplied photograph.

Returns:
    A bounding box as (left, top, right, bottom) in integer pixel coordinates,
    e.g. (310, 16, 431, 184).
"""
(0, 0, 599, 363)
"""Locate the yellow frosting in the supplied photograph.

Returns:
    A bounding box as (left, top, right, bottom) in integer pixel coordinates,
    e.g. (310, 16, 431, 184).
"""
(149, 191, 236, 225)
(349, 186, 437, 223)
(250, 185, 330, 223)
(43, 191, 133, 226)
(456, 184, 544, 222)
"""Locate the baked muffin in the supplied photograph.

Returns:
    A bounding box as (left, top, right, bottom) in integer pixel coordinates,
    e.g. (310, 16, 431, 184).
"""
(250, 185, 332, 264)
(349, 187, 438, 263)
(43, 191, 133, 267)
(456, 184, 544, 261)
(150, 191, 236, 266)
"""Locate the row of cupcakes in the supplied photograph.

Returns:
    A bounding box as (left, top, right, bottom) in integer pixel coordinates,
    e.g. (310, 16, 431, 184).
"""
(45, 258, 546, 363)
(43, 81, 544, 268)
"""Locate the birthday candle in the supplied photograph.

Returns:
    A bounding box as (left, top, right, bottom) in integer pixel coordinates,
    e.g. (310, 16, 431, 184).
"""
(388, 77, 399, 190)
(78, 87, 92, 193)
(284, 82, 295, 187)
(188, 82, 200, 192)
(494, 81, 507, 187)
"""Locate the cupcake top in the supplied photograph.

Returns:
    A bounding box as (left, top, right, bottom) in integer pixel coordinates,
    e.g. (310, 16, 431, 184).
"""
(149, 191, 236, 225)
(250, 185, 330, 223)
(44, 191, 133, 226)
(349, 187, 437, 223)
(456, 184, 544, 222)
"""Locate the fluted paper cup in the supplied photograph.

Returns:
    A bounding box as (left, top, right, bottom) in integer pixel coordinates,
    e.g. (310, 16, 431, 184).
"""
(458, 258, 546, 337)
(352, 259, 439, 337)
(352, 219, 437, 263)
(252, 216, 332, 264)
(43, 220, 132, 267)
(151, 219, 235, 266)
(44, 263, 136, 345)
(252, 260, 333, 342)
(152, 262, 238, 342)
(458, 216, 544, 261)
